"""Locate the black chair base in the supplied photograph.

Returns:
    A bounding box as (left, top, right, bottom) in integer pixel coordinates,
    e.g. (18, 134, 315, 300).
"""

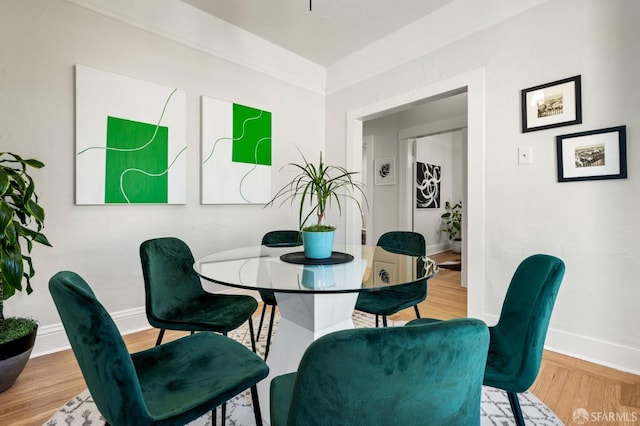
(507, 392, 526, 426)
(373, 305, 421, 328)
(155, 319, 257, 353)
(257, 302, 277, 359)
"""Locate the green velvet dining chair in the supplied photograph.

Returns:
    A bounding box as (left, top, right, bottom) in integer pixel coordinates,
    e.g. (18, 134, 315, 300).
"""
(407, 253, 566, 426)
(49, 271, 269, 426)
(270, 318, 489, 426)
(257, 230, 302, 360)
(139, 237, 258, 352)
(355, 231, 427, 327)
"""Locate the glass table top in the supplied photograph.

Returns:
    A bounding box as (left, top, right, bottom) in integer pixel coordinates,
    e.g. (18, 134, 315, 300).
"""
(194, 244, 438, 294)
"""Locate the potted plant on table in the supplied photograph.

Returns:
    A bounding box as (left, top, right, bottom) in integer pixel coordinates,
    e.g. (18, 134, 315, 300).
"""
(266, 151, 366, 259)
(441, 200, 462, 254)
(0, 152, 51, 392)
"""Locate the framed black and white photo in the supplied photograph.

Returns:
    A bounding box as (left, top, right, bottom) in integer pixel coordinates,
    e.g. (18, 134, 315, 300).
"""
(416, 162, 441, 208)
(374, 158, 396, 185)
(556, 126, 627, 182)
(521, 75, 582, 133)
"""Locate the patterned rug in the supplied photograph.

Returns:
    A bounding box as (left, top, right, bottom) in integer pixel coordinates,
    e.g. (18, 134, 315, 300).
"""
(438, 260, 462, 271)
(44, 312, 563, 426)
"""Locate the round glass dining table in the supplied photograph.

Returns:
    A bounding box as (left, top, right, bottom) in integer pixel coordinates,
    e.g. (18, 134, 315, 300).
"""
(194, 243, 438, 423)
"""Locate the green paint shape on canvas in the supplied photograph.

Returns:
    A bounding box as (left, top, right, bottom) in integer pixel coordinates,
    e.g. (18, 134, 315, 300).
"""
(232, 103, 271, 166)
(105, 116, 169, 203)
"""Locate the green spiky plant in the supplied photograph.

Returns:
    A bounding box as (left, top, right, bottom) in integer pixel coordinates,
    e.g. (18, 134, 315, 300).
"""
(266, 151, 367, 232)
(0, 152, 51, 343)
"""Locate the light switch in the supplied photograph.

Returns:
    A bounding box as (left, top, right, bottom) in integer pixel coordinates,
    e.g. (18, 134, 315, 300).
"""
(518, 146, 533, 164)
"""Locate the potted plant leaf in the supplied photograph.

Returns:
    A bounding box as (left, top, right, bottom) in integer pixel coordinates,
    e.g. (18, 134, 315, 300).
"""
(266, 151, 366, 259)
(0, 152, 51, 392)
(441, 200, 462, 253)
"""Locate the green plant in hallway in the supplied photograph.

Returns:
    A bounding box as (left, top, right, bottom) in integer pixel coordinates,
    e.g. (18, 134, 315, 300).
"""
(441, 200, 462, 253)
(0, 152, 51, 392)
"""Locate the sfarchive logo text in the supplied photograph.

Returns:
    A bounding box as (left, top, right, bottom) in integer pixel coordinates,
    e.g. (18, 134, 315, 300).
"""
(572, 408, 638, 424)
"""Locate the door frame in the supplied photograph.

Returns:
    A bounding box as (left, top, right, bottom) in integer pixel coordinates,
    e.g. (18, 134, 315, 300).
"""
(345, 68, 485, 318)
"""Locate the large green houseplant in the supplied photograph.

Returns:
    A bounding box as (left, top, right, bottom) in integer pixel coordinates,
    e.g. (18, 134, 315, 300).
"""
(266, 151, 366, 258)
(0, 152, 51, 392)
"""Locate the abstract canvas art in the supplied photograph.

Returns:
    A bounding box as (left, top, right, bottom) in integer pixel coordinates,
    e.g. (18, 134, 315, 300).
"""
(75, 65, 187, 204)
(416, 162, 441, 208)
(201, 96, 272, 204)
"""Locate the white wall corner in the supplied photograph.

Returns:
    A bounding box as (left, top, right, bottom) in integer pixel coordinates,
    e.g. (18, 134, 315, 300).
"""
(64, 0, 326, 95)
(325, 0, 550, 94)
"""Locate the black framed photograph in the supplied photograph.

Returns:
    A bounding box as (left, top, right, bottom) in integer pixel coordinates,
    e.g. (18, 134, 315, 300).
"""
(521, 75, 582, 133)
(556, 126, 627, 182)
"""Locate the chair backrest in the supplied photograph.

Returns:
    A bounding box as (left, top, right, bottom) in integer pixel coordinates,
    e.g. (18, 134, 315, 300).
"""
(492, 254, 565, 391)
(140, 237, 204, 326)
(378, 231, 427, 287)
(286, 318, 489, 425)
(49, 271, 149, 425)
(377, 231, 426, 256)
(262, 230, 302, 247)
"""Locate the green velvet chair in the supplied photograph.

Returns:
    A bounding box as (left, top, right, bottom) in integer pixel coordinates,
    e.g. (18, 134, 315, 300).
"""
(270, 318, 489, 426)
(140, 237, 258, 351)
(49, 271, 269, 426)
(355, 231, 427, 327)
(407, 253, 566, 426)
(257, 230, 302, 360)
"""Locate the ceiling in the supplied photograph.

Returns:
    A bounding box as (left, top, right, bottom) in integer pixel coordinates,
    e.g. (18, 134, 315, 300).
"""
(180, 0, 456, 66)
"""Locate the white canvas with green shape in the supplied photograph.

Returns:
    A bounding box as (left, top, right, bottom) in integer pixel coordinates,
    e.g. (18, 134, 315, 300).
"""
(201, 96, 272, 204)
(75, 65, 187, 205)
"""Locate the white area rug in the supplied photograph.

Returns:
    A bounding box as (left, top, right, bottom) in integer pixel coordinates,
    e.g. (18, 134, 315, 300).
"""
(44, 312, 563, 426)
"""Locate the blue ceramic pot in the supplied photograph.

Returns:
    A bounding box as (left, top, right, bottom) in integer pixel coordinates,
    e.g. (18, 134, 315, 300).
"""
(302, 230, 335, 259)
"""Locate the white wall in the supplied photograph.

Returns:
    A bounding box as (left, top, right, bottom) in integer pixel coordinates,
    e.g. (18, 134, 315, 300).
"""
(328, 0, 640, 373)
(0, 0, 325, 355)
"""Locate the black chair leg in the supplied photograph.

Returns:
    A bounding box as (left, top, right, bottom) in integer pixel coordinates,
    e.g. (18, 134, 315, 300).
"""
(382, 315, 388, 327)
(507, 392, 526, 426)
(212, 406, 216, 426)
(375, 315, 379, 328)
(222, 402, 226, 426)
(155, 329, 165, 346)
(264, 305, 276, 360)
(248, 318, 257, 353)
(256, 303, 267, 342)
(414, 305, 421, 318)
(250, 385, 263, 426)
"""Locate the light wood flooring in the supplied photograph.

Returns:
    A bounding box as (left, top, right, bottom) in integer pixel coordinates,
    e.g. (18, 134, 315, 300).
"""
(1, 251, 639, 425)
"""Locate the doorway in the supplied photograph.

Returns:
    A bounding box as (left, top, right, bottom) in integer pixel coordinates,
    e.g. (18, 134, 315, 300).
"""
(345, 69, 485, 318)
(405, 130, 466, 256)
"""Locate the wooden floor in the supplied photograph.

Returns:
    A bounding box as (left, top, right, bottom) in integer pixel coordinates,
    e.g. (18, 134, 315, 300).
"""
(1, 251, 639, 425)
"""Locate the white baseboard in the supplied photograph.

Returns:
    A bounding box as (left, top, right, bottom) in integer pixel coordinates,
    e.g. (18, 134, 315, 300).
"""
(427, 243, 451, 255)
(482, 313, 640, 376)
(34, 287, 259, 358)
(544, 327, 640, 376)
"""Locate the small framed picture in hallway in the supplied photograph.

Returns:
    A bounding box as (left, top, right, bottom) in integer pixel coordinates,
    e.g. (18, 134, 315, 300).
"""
(374, 157, 396, 185)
